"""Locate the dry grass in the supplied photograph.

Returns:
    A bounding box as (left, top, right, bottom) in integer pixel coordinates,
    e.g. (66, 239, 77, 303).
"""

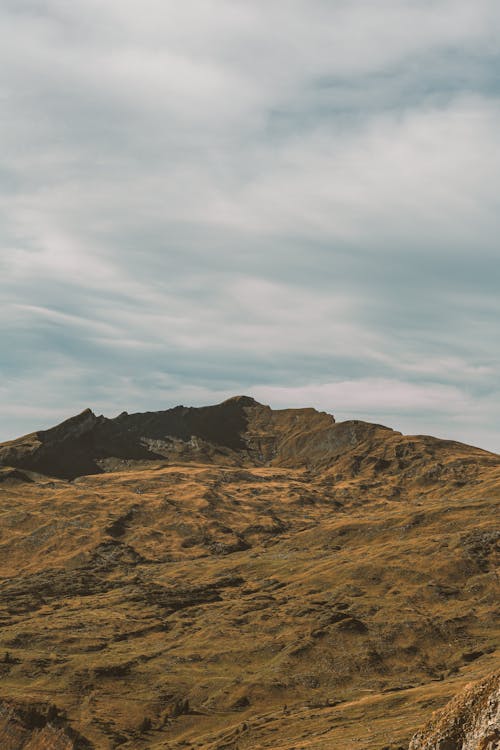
(0, 401, 499, 748)
(0, 442, 499, 749)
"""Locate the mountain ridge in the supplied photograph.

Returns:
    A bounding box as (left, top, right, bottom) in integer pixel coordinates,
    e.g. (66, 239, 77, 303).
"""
(1, 396, 497, 483)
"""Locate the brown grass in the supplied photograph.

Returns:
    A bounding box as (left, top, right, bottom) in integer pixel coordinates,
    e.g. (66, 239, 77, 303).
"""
(0, 406, 499, 748)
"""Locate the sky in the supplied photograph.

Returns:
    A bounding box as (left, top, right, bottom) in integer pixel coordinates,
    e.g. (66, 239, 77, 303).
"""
(1, 1, 499, 451)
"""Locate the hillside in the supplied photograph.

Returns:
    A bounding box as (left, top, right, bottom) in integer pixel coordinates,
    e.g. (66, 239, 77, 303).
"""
(0, 397, 498, 749)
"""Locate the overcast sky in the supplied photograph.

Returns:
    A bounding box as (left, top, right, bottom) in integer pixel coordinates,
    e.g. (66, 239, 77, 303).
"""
(1, 1, 499, 451)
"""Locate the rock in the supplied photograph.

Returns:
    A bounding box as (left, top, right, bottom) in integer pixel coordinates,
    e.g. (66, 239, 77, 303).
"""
(409, 670, 499, 750)
(462, 650, 485, 663)
(333, 616, 368, 634)
(232, 695, 250, 709)
(0, 700, 92, 749)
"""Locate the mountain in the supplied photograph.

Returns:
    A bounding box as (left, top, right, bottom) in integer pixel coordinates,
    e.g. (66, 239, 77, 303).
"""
(1, 395, 496, 485)
(0, 396, 339, 478)
(0, 398, 498, 749)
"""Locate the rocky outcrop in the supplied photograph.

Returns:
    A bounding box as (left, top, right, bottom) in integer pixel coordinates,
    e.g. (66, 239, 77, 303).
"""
(0, 700, 92, 749)
(409, 671, 499, 750)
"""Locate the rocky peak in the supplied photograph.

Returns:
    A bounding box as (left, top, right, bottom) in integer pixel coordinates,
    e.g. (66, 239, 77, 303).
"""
(40, 408, 101, 443)
(221, 395, 261, 407)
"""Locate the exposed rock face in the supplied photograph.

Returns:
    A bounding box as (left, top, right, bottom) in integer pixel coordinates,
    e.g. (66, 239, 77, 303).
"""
(0, 700, 91, 749)
(0, 397, 268, 478)
(409, 671, 500, 750)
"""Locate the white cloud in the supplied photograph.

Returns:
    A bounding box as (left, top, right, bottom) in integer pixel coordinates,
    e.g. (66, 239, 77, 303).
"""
(252, 378, 463, 414)
(0, 1, 499, 452)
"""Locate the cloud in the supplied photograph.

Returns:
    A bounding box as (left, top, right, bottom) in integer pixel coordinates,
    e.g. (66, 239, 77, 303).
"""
(0, 1, 499, 452)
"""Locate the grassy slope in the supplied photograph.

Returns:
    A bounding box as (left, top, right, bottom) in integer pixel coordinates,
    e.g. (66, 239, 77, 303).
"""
(0, 432, 498, 749)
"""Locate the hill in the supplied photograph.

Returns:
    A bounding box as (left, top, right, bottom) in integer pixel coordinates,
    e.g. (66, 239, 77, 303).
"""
(0, 397, 498, 749)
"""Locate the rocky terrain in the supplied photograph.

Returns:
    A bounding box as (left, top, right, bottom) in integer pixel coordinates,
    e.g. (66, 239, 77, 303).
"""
(0, 396, 498, 749)
(409, 670, 499, 749)
(0, 700, 91, 750)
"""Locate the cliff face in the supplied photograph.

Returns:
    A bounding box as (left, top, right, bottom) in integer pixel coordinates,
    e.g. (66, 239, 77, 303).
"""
(409, 671, 500, 750)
